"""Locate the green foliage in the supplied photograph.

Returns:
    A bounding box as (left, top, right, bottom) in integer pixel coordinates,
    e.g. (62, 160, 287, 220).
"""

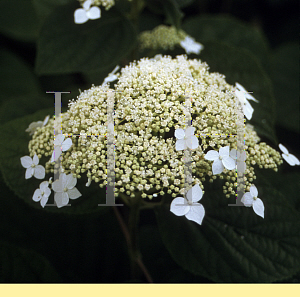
(35, 2, 137, 75)
(0, 240, 61, 282)
(270, 43, 299, 133)
(155, 179, 300, 282)
(0, 108, 110, 215)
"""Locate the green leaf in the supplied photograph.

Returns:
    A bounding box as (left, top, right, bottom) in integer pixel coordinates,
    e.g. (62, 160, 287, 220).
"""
(155, 180, 300, 283)
(145, 0, 184, 29)
(0, 49, 50, 124)
(174, 0, 196, 8)
(0, 108, 111, 215)
(35, 3, 137, 75)
(270, 43, 299, 133)
(0, 240, 61, 282)
(182, 15, 270, 70)
(199, 41, 277, 143)
(0, 0, 40, 42)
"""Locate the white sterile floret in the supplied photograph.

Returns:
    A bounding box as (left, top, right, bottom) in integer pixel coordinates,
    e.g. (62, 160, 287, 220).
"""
(51, 134, 72, 162)
(32, 181, 51, 208)
(180, 36, 203, 55)
(52, 173, 82, 208)
(20, 154, 45, 179)
(170, 184, 205, 225)
(279, 144, 300, 166)
(241, 185, 264, 218)
(86, 177, 92, 187)
(74, 0, 101, 24)
(204, 146, 235, 175)
(235, 82, 258, 121)
(175, 126, 199, 151)
(102, 65, 120, 86)
(25, 115, 50, 136)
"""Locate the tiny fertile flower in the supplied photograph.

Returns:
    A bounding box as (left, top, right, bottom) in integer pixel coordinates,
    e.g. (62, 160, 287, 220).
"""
(74, 0, 101, 24)
(170, 184, 205, 225)
(241, 185, 264, 218)
(279, 144, 300, 166)
(33, 181, 51, 208)
(51, 134, 72, 162)
(25, 115, 49, 136)
(52, 173, 81, 208)
(175, 126, 199, 151)
(204, 146, 235, 175)
(180, 36, 203, 55)
(102, 65, 120, 86)
(20, 154, 45, 179)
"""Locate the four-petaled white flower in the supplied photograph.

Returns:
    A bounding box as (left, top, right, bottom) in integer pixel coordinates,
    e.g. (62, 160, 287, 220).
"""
(180, 36, 203, 55)
(175, 127, 199, 151)
(102, 65, 120, 86)
(279, 144, 300, 166)
(25, 115, 49, 136)
(230, 148, 247, 172)
(204, 146, 235, 175)
(33, 181, 51, 208)
(20, 154, 45, 179)
(51, 134, 72, 162)
(74, 0, 101, 24)
(235, 82, 258, 120)
(170, 184, 205, 225)
(52, 173, 82, 208)
(241, 185, 264, 218)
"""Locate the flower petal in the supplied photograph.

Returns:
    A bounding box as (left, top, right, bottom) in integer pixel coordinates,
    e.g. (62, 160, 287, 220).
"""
(86, 177, 92, 187)
(20, 156, 32, 168)
(66, 174, 77, 189)
(186, 184, 203, 203)
(212, 159, 224, 175)
(175, 139, 186, 151)
(186, 135, 199, 150)
(230, 149, 237, 160)
(32, 189, 42, 202)
(185, 203, 205, 225)
(290, 154, 300, 165)
(25, 167, 34, 179)
(83, 0, 92, 10)
(43, 115, 50, 126)
(170, 197, 190, 216)
(34, 165, 45, 179)
(175, 128, 185, 140)
(243, 100, 254, 120)
(279, 143, 288, 154)
(86, 6, 101, 20)
(74, 8, 88, 24)
(235, 82, 247, 93)
(39, 181, 49, 191)
(250, 185, 258, 197)
(185, 126, 195, 137)
(52, 179, 64, 192)
(32, 154, 39, 165)
(204, 150, 219, 161)
(282, 153, 296, 166)
(245, 92, 259, 102)
(40, 194, 49, 208)
(54, 192, 69, 208)
(253, 198, 264, 218)
(44, 187, 51, 198)
(219, 146, 229, 158)
(68, 187, 82, 200)
(54, 134, 65, 146)
(104, 74, 118, 84)
(62, 138, 72, 151)
(222, 156, 236, 170)
(242, 192, 254, 207)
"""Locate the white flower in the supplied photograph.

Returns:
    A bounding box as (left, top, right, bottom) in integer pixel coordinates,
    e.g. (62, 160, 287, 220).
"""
(32, 181, 51, 208)
(170, 184, 205, 225)
(230, 148, 247, 172)
(25, 115, 49, 136)
(20, 154, 45, 179)
(204, 146, 236, 175)
(175, 126, 199, 151)
(102, 65, 120, 86)
(180, 36, 203, 55)
(241, 185, 264, 218)
(235, 83, 258, 120)
(74, 0, 101, 24)
(279, 144, 300, 166)
(51, 134, 72, 162)
(52, 173, 81, 208)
